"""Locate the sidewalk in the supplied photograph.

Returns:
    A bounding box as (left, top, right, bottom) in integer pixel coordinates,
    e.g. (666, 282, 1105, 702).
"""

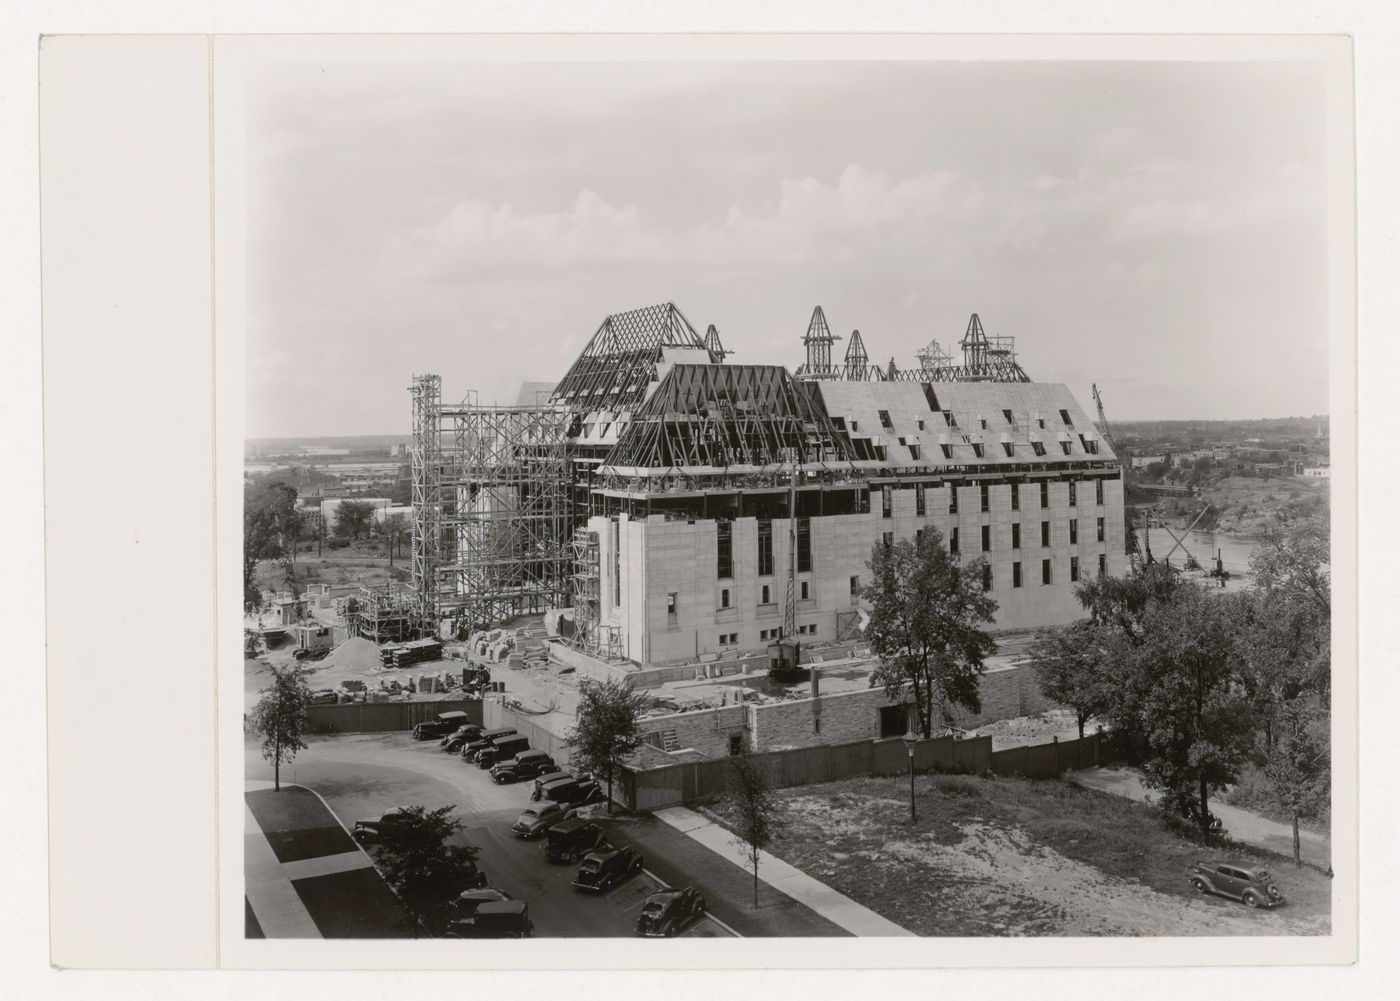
(1072, 766, 1331, 869)
(244, 781, 412, 938)
(653, 807, 914, 937)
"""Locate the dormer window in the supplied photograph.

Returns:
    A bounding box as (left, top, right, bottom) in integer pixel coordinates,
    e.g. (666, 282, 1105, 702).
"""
(1032, 440, 1047, 457)
(1002, 442, 1014, 457)
(878, 410, 893, 430)
(1060, 409, 1073, 427)
(972, 442, 985, 459)
(1003, 409, 1015, 425)
(943, 411, 957, 428)
(940, 443, 953, 459)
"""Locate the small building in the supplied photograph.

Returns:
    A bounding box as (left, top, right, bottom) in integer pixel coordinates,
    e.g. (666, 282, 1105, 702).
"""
(1301, 465, 1331, 478)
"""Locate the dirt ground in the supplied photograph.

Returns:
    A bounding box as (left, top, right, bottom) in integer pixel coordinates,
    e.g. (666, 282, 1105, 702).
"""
(702, 774, 1330, 938)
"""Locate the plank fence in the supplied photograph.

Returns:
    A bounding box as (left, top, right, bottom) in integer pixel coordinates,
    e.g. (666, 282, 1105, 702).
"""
(304, 698, 483, 735)
(615, 729, 1125, 813)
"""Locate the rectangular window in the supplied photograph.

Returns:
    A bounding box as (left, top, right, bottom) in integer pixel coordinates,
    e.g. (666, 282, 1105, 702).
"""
(761, 584, 770, 605)
(972, 442, 984, 458)
(915, 483, 925, 516)
(949, 488, 959, 514)
(1096, 516, 1105, 543)
(1041, 521, 1050, 547)
(915, 528, 924, 545)
(720, 633, 739, 647)
(1032, 440, 1046, 457)
(1040, 481, 1049, 508)
(980, 483, 990, 512)
(1060, 408, 1073, 427)
(758, 520, 774, 576)
(1010, 483, 1020, 510)
(1037, 417, 1046, 429)
(797, 518, 812, 573)
(1060, 440, 1072, 455)
(881, 485, 892, 518)
(878, 409, 893, 429)
(940, 443, 952, 459)
(1069, 519, 1079, 544)
(716, 521, 733, 579)
(950, 527, 959, 555)
(1098, 553, 1106, 577)
(851, 419, 858, 432)
(943, 410, 956, 427)
(850, 575, 860, 595)
(1013, 561, 1023, 588)
(1002, 442, 1014, 457)
(1012, 523, 1021, 549)
(882, 531, 893, 549)
(800, 580, 809, 601)
(1003, 408, 1015, 425)
(720, 588, 730, 609)
(981, 524, 991, 552)
(979, 417, 988, 430)
(1042, 559, 1052, 585)
(611, 519, 620, 607)
(908, 444, 921, 461)
(1071, 556, 1080, 582)
(1096, 479, 1104, 506)
(1068, 481, 1077, 507)
(916, 419, 925, 431)
(667, 593, 678, 623)
(982, 564, 993, 591)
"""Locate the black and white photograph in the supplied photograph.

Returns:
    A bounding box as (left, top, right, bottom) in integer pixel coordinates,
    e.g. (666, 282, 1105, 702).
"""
(232, 39, 1346, 951)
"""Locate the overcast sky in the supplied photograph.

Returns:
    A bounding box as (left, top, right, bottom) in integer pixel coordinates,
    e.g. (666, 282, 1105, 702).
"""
(245, 59, 1331, 438)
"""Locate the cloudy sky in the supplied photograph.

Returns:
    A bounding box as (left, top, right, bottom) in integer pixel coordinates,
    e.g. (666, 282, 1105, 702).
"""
(245, 58, 1331, 438)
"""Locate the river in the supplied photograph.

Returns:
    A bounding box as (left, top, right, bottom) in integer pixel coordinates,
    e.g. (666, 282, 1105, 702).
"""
(1137, 525, 1259, 576)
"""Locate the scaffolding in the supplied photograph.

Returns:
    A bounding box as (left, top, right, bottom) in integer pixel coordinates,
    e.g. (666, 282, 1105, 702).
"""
(410, 374, 444, 634)
(347, 582, 419, 644)
(570, 526, 621, 660)
(437, 392, 574, 632)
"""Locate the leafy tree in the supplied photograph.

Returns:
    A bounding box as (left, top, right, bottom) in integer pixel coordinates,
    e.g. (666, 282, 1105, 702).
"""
(372, 805, 483, 936)
(862, 530, 998, 737)
(566, 677, 649, 814)
(247, 662, 314, 791)
(380, 512, 410, 566)
(724, 749, 778, 908)
(1030, 619, 1119, 740)
(1264, 697, 1330, 867)
(244, 627, 266, 659)
(1073, 561, 1183, 645)
(334, 499, 377, 541)
(244, 480, 299, 611)
(1120, 586, 1255, 835)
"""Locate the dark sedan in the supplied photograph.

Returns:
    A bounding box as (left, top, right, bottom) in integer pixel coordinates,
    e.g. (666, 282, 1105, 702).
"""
(635, 885, 706, 936)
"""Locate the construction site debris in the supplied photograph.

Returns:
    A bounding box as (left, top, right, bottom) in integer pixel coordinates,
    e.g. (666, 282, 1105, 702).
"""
(380, 638, 444, 670)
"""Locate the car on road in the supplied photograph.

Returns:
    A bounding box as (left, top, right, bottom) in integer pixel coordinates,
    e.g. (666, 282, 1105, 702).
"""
(530, 770, 573, 800)
(447, 900, 534, 939)
(412, 711, 473, 741)
(462, 727, 517, 762)
(353, 807, 414, 843)
(452, 888, 514, 919)
(476, 734, 531, 770)
(1188, 861, 1285, 908)
(489, 749, 556, 785)
(635, 885, 707, 937)
(510, 802, 577, 840)
(571, 845, 644, 893)
(544, 819, 605, 864)
(441, 723, 484, 753)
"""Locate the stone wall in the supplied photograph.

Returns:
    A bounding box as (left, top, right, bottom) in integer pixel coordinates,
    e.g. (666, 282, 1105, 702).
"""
(635, 704, 750, 758)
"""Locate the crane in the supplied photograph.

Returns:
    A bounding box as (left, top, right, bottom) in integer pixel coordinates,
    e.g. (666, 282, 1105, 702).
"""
(1092, 383, 1115, 449)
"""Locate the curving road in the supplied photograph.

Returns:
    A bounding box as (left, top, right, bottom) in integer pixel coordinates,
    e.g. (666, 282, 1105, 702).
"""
(244, 732, 731, 938)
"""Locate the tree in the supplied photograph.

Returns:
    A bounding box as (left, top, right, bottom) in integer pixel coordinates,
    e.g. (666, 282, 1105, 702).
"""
(244, 479, 299, 611)
(1264, 697, 1330, 867)
(724, 749, 778, 908)
(372, 805, 483, 936)
(1030, 619, 1118, 740)
(566, 677, 649, 815)
(246, 662, 314, 791)
(380, 512, 409, 566)
(1120, 586, 1255, 835)
(862, 530, 998, 737)
(334, 499, 377, 541)
(1073, 561, 1183, 645)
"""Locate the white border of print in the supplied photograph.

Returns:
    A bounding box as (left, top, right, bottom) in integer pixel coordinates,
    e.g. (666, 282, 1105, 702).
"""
(211, 32, 1356, 971)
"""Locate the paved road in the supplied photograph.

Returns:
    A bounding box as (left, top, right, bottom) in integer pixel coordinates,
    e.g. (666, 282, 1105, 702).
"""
(244, 733, 731, 938)
(1073, 766, 1331, 868)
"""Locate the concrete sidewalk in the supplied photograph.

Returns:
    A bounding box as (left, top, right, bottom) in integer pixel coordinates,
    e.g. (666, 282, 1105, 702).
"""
(1072, 766, 1331, 868)
(653, 806, 914, 937)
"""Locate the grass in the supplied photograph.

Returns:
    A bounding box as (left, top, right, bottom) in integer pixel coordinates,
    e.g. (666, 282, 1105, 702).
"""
(1222, 761, 1330, 834)
(699, 772, 1332, 936)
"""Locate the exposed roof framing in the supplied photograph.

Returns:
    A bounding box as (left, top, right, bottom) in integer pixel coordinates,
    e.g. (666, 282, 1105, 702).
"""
(599, 364, 862, 473)
(704, 323, 732, 362)
(794, 305, 842, 379)
(550, 302, 718, 412)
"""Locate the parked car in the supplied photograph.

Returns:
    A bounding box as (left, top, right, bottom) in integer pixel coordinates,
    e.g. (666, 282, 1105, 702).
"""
(544, 819, 605, 864)
(540, 775, 605, 808)
(412, 711, 472, 741)
(490, 749, 556, 785)
(441, 723, 484, 752)
(571, 845, 644, 893)
(1188, 861, 1285, 908)
(308, 688, 339, 706)
(476, 734, 531, 770)
(353, 807, 414, 843)
(635, 886, 706, 937)
(447, 900, 533, 939)
(530, 770, 573, 801)
(452, 888, 513, 919)
(510, 802, 577, 840)
(462, 727, 517, 762)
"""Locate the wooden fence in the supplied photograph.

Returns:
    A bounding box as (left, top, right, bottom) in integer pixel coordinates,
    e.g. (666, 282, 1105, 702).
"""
(615, 729, 1125, 813)
(305, 698, 483, 735)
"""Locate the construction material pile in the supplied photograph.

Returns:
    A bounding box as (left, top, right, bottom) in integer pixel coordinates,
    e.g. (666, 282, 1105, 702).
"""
(381, 638, 444, 669)
(317, 637, 384, 674)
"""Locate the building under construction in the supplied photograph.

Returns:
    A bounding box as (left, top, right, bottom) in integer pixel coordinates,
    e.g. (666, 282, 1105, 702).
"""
(410, 302, 1126, 665)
